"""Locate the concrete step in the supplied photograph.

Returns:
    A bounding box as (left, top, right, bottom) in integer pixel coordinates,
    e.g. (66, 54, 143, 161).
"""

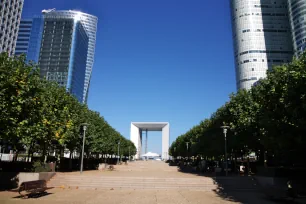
(48, 182, 215, 187)
(53, 176, 213, 180)
(48, 181, 215, 185)
(48, 185, 217, 190)
(47, 176, 218, 190)
(49, 177, 214, 183)
(58, 186, 216, 190)
(53, 178, 214, 181)
(48, 181, 216, 186)
(48, 180, 214, 184)
(49, 180, 213, 183)
(49, 184, 217, 188)
(48, 175, 256, 191)
(48, 184, 216, 188)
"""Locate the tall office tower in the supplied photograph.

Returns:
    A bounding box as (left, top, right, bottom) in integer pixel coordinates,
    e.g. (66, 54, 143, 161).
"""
(43, 9, 98, 103)
(288, 0, 306, 56)
(38, 12, 89, 103)
(15, 17, 44, 62)
(15, 19, 32, 56)
(0, 0, 24, 56)
(230, 0, 293, 90)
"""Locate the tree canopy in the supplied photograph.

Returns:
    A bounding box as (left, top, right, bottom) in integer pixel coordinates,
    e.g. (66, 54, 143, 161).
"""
(170, 53, 306, 166)
(0, 53, 136, 160)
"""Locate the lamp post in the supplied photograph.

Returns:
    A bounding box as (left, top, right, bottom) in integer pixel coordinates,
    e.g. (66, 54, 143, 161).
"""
(186, 142, 190, 160)
(264, 151, 267, 168)
(221, 126, 230, 176)
(117, 141, 120, 164)
(245, 145, 250, 176)
(128, 146, 130, 161)
(80, 123, 88, 174)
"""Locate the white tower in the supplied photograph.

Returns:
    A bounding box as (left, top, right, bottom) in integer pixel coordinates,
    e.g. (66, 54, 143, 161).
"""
(230, 0, 293, 90)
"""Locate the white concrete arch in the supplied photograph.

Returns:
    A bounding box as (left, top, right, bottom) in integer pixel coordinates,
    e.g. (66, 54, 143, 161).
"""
(130, 122, 170, 160)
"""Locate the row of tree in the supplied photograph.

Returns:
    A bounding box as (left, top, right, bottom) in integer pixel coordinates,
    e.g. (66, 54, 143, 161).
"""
(169, 53, 306, 167)
(0, 53, 136, 162)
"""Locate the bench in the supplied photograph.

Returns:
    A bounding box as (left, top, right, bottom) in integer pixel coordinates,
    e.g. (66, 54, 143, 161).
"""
(18, 180, 47, 197)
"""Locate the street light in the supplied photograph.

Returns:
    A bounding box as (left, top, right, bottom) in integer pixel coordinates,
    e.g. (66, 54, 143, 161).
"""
(221, 126, 230, 176)
(117, 140, 120, 164)
(128, 146, 130, 161)
(80, 123, 88, 174)
(186, 142, 189, 160)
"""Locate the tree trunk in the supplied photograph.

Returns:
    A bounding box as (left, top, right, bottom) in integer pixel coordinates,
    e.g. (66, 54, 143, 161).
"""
(234, 154, 238, 173)
(264, 151, 267, 168)
(31, 151, 34, 162)
(57, 148, 62, 170)
(247, 156, 250, 175)
(44, 145, 48, 164)
(27, 146, 31, 162)
(13, 150, 19, 162)
(41, 142, 46, 162)
(69, 150, 72, 171)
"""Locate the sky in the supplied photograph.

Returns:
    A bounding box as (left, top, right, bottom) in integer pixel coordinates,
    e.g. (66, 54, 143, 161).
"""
(22, 0, 236, 154)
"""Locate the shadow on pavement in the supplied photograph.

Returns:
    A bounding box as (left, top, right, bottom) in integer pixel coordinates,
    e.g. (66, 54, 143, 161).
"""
(177, 165, 303, 204)
(0, 172, 19, 191)
(9, 187, 54, 199)
(12, 192, 53, 199)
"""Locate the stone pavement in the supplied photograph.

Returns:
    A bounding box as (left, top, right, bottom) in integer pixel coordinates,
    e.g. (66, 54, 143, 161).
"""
(0, 161, 283, 203)
(0, 188, 277, 204)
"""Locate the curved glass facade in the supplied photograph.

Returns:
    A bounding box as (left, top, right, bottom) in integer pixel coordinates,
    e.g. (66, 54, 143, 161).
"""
(39, 14, 88, 103)
(15, 17, 44, 63)
(288, 0, 306, 56)
(69, 21, 89, 102)
(46, 10, 98, 103)
(230, 0, 293, 90)
(26, 17, 44, 63)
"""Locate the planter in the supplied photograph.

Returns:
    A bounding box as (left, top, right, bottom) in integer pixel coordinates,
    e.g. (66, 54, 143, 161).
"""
(18, 172, 56, 186)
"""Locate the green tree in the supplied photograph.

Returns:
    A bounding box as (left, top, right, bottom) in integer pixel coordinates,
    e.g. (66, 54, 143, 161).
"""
(0, 54, 43, 158)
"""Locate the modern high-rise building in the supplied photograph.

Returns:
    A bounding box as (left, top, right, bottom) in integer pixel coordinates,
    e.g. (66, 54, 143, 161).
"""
(15, 19, 32, 56)
(25, 17, 44, 62)
(38, 11, 89, 103)
(15, 17, 44, 62)
(0, 0, 24, 56)
(43, 9, 98, 103)
(230, 0, 293, 90)
(288, 0, 306, 56)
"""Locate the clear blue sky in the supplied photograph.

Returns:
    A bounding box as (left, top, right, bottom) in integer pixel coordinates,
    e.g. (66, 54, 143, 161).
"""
(22, 0, 236, 154)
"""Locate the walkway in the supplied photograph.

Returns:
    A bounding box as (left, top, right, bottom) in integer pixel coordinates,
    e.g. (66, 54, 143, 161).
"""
(0, 161, 282, 203)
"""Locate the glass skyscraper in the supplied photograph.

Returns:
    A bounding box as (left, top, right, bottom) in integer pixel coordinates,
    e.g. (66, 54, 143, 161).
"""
(15, 19, 32, 56)
(38, 12, 89, 103)
(15, 9, 97, 103)
(15, 17, 44, 62)
(44, 10, 98, 103)
(288, 0, 306, 56)
(230, 0, 293, 90)
(26, 17, 44, 62)
(0, 0, 24, 56)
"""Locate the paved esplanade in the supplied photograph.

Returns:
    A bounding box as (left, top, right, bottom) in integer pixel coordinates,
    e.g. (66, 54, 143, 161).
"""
(0, 161, 275, 204)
